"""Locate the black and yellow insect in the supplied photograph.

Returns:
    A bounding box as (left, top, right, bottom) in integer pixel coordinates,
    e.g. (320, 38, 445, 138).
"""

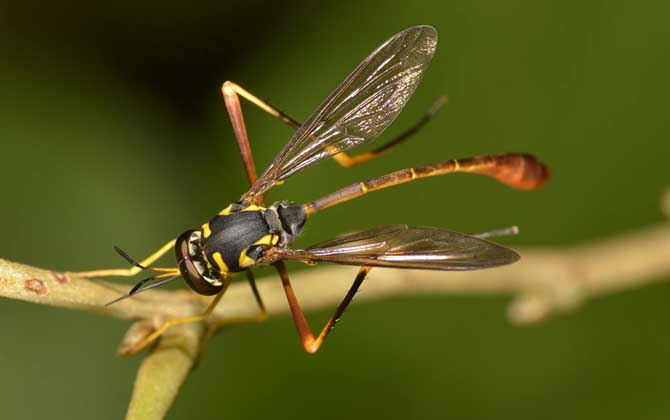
(78, 26, 548, 355)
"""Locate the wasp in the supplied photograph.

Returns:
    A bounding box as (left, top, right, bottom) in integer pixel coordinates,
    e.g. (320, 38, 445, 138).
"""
(77, 26, 548, 355)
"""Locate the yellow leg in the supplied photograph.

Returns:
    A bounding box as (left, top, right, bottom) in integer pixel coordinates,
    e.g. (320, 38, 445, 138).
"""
(222, 81, 445, 168)
(72, 239, 176, 278)
(123, 277, 231, 356)
(223, 81, 300, 129)
(200, 270, 268, 347)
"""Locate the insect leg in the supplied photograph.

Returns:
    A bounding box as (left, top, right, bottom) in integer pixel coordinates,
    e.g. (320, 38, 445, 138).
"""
(222, 81, 445, 169)
(202, 270, 268, 345)
(274, 261, 370, 354)
(122, 276, 231, 356)
(471, 226, 520, 239)
(304, 153, 549, 216)
(72, 239, 176, 278)
(223, 81, 301, 130)
(329, 96, 447, 167)
(222, 82, 260, 186)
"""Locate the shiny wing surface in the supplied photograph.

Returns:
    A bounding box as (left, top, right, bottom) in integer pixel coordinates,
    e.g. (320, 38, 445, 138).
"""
(277, 225, 520, 270)
(244, 26, 437, 199)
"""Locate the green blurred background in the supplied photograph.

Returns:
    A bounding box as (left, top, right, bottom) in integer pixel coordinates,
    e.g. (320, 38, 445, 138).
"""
(1, 1, 668, 419)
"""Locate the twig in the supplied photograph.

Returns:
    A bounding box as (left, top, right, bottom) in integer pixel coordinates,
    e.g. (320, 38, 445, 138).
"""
(125, 322, 203, 420)
(0, 223, 668, 419)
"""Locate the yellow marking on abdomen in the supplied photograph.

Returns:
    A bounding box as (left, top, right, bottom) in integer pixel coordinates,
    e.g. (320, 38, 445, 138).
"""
(359, 182, 368, 193)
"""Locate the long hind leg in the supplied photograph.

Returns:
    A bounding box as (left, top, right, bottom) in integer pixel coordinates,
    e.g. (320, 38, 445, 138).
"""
(274, 261, 370, 354)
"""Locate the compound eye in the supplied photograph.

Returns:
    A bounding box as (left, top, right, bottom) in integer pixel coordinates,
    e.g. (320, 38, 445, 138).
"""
(175, 230, 224, 296)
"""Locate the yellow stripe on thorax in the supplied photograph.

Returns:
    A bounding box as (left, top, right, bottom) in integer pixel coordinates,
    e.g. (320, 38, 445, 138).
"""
(238, 234, 279, 268)
(211, 252, 229, 273)
(218, 204, 266, 216)
(202, 223, 212, 238)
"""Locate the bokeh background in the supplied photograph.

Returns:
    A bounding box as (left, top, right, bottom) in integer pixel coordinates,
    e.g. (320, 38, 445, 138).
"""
(1, 1, 669, 419)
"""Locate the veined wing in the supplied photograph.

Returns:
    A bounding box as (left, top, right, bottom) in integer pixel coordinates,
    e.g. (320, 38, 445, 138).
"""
(275, 225, 520, 270)
(243, 26, 437, 200)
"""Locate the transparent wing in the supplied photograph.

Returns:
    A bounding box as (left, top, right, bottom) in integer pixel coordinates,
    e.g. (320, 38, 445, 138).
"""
(276, 225, 520, 271)
(244, 26, 437, 200)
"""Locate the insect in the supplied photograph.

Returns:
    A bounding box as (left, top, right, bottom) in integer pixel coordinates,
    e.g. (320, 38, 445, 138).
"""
(77, 26, 548, 355)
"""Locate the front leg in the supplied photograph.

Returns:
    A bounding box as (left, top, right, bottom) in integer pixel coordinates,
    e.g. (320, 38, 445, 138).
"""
(71, 239, 176, 278)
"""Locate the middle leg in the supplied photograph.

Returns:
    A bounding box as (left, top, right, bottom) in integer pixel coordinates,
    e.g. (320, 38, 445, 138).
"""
(122, 276, 231, 356)
(205, 270, 269, 336)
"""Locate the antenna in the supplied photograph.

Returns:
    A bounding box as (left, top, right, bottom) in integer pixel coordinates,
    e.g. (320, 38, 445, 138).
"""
(113, 245, 149, 270)
(105, 274, 181, 306)
(105, 245, 181, 306)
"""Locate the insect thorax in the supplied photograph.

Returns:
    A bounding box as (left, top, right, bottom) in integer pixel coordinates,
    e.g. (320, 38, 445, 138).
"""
(199, 202, 306, 273)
